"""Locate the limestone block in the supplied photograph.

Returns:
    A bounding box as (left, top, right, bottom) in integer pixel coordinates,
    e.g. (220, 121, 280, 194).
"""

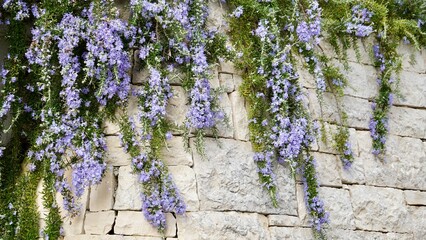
(90, 168, 116, 211)
(166, 86, 188, 130)
(114, 166, 142, 210)
(313, 152, 342, 187)
(114, 211, 176, 237)
(233, 74, 243, 90)
(103, 113, 121, 135)
(207, 93, 233, 138)
(308, 90, 371, 129)
(64, 236, 162, 240)
(269, 227, 313, 240)
(319, 187, 355, 229)
(57, 171, 89, 236)
(219, 59, 236, 74)
(219, 73, 234, 93)
(298, 67, 316, 89)
(342, 62, 378, 99)
(349, 185, 409, 232)
(84, 211, 116, 235)
(169, 166, 199, 211)
(320, 37, 374, 65)
(327, 229, 414, 240)
(338, 130, 368, 184)
(389, 106, 426, 139)
(229, 91, 250, 141)
(167, 67, 185, 85)
(317, 123, 358, 157)
(408, 206, 426, 239)
(161, 136, 193, 166)
(210, 68, 220, 89)
(363, 135, 426, 190)
(206, 0, 229, 33)
(268, 215, 302, 227)
(295, 183, 310, 227)
(177, 211, 269, 240)
(394, 71, 426, 108)
(105, 136, 131, 166)
(404, 190, 426, 206)
(397, 43, 425, 73)
(192, 138, 298, 215)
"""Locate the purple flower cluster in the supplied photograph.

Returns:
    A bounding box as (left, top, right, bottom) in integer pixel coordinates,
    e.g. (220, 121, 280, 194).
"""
(253, 151, 276, 191)
(2, 0, 30, 20)
(341, 140, 353, 169)
(296, 1, 321, 45)
(345, 5, 374, 37)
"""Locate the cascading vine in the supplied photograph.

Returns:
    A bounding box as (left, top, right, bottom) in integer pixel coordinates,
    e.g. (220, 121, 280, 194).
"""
(0, 0, 230, 238)
(228, 0, 329, 237)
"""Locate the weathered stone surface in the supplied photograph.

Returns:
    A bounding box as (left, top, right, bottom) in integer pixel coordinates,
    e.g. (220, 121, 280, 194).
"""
(269, 227, 313, 240)
(233, 74, 243, 90)
(397, 43, 425, 73)
(65, 236, 162, 240)
(362, 135, 426, 190)
(338, 130, 368, 184)
(219, 73, 234, 93)
(298, 67, 316, 89)
(161, 136, 193, 166)
(268, 215, 302, 227)
(308, 90, 370, 129)
(192, 138, 297, 215)
(114, 166, 141, 210)
(106, 136, 131, 166)
(90, 168, 116, 211)
(408, 206, 426, 239)
(169, 166, 199, 211)
(166, 86, 188, 130)
(319, 37, 373, 65)
(206, 0, 229, 33)
(84, 211, 116, 234)
(342, 62, 378, 99)
(327, 229, 414, 240)
(208, 93, 233, 138)
(177, 211, 269, 240)
(389, 105, 426, 139)
(132, 51, 150, 85)
(350, 185, 409, 232)
(319, 187, 355, 229)
(404, 190, 426, 206)
(394, 71, 426, 108)
(57, 170, 89, 236)
(219, 59, 236, 74)
(313, 152, 342, 187)
(115, 211, 176, 237)
(229, 91, 250, 141)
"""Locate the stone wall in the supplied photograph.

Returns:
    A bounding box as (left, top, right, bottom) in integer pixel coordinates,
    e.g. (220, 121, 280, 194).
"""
(1, 1, 426, 239)
(59, 35, 426, 239)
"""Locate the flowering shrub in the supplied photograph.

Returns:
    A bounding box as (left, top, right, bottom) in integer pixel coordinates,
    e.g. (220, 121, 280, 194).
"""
(0, 0, 230, 238)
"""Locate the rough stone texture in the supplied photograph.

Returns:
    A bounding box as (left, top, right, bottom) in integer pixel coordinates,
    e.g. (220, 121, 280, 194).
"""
(106, 136, 131, 166)
(394, 71, 426, 108)
(269, 227, 313, 240)
(233, 74, 243, 89)
(115, 211, 176, 237)
(206, 0, 229, 33)
(192, 138, 297, 215)
(313, 152, 342, 187)
(114, 166, 142, 210)
(319, 187, 355, 229)
(308, 90, 371, 129)
(327, 229, 414, 240)
(84, 211, 116, 234)
(268, 215, 302, 227)
(132, 51, 150, 85)
(397, 43, 425, 73)
(404, 190, 426, 206)
(90, 168, 116, 211)
(229, 91, 250, 141)
(219, 59, 236, 74)
(334, 131, 366, 185)
(362, 134, 426, 190)
(65, 236, 162, 240)
(166, 86, 188, 131)
(349, 185, 409, 232)
(389, 106, 426, 139)
(219, 73, 234, 93)
(177, 211, 269, 240)
(161, 136, 193, 166)
(169, 166, 199, 211)
(210, 93, 233, 138)
(342, 62, 378, 99)
(408, 206, 426, 239)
